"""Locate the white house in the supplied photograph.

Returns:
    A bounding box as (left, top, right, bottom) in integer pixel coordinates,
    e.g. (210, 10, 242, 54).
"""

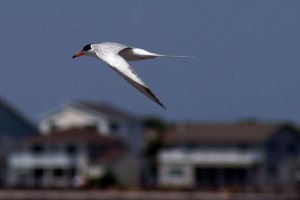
(7, 128, 141, 188)
(38, 101, 143, 152)
(158, 123, 300, 192)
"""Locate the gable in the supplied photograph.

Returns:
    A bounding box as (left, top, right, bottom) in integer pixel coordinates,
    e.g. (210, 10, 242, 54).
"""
(39, 101, 142, 135)
(39, 106, 109, 134)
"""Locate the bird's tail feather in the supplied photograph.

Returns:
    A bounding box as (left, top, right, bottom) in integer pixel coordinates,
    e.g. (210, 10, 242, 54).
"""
(159, 54, 195, 58)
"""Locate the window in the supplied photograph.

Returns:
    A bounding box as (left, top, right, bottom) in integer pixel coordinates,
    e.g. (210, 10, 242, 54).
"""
(88, 144, 102, 158)
(84, 124, 97, 131)
(50, 124, 58, 132)
(48, 120, 58, 132)
(53, 168, 64, 178)
(33, 168, 44, 179)
(31, 144, 44, 154)
(109, 122, 120, 132)
(169, 167, 184, 178)
(66, 144, 77, 155)
(237, 143, 248, 150)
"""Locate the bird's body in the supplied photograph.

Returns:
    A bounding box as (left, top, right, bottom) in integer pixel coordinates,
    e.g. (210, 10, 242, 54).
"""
(72, 42, 192, 108)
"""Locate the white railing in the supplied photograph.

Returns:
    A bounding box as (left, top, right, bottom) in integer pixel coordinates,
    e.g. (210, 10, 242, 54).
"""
(158, 148, 264, 166)
(8, 152, 87, 168)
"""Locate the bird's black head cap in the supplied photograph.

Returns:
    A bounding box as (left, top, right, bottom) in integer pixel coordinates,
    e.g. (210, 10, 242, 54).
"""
(82, 44, 92, 52)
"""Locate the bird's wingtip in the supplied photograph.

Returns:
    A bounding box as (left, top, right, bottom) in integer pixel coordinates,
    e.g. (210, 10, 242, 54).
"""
(161, 104, 167, 110)
(154, 97, 166, 109)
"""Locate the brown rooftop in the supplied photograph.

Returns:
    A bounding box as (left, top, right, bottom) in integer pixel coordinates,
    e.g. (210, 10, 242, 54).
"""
(92, 147, 126, 164)
(164, 122, 290, 145)
(27, 128, 123, 146)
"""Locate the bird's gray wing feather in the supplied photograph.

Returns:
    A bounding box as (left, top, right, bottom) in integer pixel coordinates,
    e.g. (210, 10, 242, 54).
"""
(95, 49, 165, 109)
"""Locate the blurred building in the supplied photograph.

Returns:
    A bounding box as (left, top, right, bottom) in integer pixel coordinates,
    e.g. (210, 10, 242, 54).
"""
(7, 128, 141, 188)
(38, 101, 143, 153)
(0, 96, 37, 186)
(158, 122, 300, 192)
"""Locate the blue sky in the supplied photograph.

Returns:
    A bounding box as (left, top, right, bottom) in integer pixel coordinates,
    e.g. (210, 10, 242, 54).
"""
(0, 1, 300, 124)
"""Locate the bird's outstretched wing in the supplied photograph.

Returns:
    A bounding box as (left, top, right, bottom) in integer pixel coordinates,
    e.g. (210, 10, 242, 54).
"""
(94, 48, 166, 109)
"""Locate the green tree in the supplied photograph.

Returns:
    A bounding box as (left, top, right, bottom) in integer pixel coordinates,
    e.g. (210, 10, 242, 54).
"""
(143, 116, 166, 157)
(88, 170, 118, 188)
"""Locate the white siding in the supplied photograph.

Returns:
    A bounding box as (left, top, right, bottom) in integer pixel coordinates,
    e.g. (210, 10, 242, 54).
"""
(39, 107, 109, 134)
(159, 164, 194, 187)
(158, 148, 264, 187)
(158, 148, 264, 166)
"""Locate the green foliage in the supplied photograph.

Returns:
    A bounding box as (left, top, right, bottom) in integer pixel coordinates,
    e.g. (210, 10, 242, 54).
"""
(282, 123, 300, 135)
(143, 138, 164, 158)
(143, 116, 167, 157)
(88, 171, 118, 188)
(143, 116, 166, 132)
(99, 171, 118, 187)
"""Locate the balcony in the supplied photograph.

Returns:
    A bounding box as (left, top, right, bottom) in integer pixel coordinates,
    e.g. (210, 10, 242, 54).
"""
(8, 152, 87, 169)
(158, 148, 264, 166)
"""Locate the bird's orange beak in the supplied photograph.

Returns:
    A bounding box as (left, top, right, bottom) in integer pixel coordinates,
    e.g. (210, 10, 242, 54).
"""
(72, 51, 85, 58)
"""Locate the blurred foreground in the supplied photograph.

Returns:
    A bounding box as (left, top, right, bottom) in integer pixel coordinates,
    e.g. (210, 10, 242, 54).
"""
(0, 190, 298, 200)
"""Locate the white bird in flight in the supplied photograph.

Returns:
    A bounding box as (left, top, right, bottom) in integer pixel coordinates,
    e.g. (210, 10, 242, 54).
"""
(72, 42, 192, 109)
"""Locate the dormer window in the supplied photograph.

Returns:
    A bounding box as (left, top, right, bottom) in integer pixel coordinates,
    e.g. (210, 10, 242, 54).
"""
(66, 144, 77, 155)
(84, 124, 98, 131)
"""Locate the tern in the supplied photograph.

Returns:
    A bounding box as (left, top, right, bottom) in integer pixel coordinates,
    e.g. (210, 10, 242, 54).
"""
(72, 42, 192, 109)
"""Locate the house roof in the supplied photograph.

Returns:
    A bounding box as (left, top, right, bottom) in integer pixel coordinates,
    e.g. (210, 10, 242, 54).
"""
(92, 147, 126, 164)
(164, 122, 292, 145)
(26, 128, 124, 146)
(70, 101, 140, 122)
